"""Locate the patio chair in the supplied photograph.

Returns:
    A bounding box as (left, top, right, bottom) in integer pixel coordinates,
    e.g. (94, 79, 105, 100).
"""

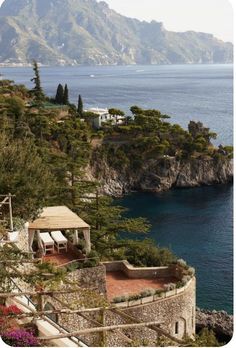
(40, 232, 55, 255)
(50, 231, 68, 253)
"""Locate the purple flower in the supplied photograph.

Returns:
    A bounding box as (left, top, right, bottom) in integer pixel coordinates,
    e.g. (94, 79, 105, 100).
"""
(2, 329, 39, 347)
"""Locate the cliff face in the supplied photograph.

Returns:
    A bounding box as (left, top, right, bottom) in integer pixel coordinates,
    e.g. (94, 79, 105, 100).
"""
(90, 156, 233, 196)
(196, 308, 233, 342)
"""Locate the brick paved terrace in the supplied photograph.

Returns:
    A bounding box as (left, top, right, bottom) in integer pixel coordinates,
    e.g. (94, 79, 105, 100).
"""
(42, 244, 85, 266)
(106, 270, 178, 301)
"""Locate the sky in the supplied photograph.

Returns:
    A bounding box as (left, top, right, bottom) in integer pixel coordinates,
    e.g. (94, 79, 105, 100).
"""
(102, 0, 233, 42)
(0, 0, 233, 42)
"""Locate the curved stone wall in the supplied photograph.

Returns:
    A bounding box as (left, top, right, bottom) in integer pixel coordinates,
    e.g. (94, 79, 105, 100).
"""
(104, 277, 196, 346)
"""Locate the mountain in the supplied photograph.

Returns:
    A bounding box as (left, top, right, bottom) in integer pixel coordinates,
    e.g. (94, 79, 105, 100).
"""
(0, 0, 233, 66)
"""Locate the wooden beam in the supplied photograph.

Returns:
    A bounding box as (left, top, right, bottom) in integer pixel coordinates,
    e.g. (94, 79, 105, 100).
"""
(38, 321, 162, 340)
(0, 289, 83, 298)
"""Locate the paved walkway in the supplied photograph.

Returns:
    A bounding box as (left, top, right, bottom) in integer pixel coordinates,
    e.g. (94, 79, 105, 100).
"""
(106, 271, 177, 301)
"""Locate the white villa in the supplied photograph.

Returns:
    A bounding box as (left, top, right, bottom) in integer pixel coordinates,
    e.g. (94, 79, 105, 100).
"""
(85, 108, 125, 129)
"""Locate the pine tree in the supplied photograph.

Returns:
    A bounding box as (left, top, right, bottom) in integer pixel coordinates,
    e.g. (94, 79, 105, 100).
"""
(55, 84, 64, 104)
(63, 84, 69, 105)
(77, 94, 84, 117)
(30, 60, 44, 101)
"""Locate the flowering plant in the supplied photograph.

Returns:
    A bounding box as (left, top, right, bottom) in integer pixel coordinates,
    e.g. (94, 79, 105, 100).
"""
(0, 305, 22, 334)
(1, 329, 39, 347)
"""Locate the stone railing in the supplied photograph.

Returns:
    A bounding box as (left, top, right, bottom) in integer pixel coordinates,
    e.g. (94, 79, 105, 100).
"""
(103, 260, 183, 280)
(112, 278, 194, 308)
(103, 260, 195, 308)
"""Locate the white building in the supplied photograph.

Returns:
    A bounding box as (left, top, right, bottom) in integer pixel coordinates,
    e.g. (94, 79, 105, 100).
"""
(85, 107, 125, 129)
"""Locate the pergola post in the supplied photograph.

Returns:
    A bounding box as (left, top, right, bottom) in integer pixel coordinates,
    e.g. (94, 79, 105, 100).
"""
(73, 229, 79, 245)
(83, 227, 91, 254)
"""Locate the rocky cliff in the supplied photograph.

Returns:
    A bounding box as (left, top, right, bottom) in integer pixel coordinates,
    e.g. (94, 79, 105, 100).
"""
(196, 308, 233, 343)
(90, 156, 233, 196)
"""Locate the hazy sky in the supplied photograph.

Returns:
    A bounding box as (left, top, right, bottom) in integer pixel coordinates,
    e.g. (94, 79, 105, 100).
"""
(0, 0, 233, 42)
(103, 0, 234, 43)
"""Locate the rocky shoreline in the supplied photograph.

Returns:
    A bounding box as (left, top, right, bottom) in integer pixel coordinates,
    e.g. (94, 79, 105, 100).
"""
(90, 156, 233, 196)
(196, 308, 233, 343)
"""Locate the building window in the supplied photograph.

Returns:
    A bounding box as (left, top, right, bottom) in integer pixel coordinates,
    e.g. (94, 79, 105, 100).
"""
(44, 302, 58, 323)
(175, 321, 179, 334)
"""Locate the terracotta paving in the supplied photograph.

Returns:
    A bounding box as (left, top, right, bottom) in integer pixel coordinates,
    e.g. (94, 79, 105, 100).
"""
(106, 271, 178, 301)
(43, 245, 84, 266)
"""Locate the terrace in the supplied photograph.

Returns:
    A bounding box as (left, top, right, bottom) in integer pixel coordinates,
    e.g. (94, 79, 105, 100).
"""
(28, 206, 91, 265)
(103, 260, 189, 303)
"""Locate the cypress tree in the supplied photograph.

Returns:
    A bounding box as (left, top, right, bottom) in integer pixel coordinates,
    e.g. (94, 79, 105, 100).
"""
(63, 84, 69, 105)
(31, 60, 44, 101)
(77, 94, 84, 117)
(55, 84, 64, 104)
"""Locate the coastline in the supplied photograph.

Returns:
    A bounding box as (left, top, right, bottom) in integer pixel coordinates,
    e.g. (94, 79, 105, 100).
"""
(196, 308, 233, 343)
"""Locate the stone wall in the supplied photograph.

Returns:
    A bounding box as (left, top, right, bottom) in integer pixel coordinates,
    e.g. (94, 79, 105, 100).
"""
(46, 267, 195, 347)
(15, 223, 29, 253)
(67, 264, 107, 295)
(104, 277, 196, 347)
(43, 265, 107, 347)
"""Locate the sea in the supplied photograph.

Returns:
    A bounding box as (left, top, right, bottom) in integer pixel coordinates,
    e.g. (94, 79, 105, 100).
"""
(0, 64, 233, 313)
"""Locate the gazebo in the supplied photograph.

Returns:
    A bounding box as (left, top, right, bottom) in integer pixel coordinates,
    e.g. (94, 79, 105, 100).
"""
(28, 206, 91, 255)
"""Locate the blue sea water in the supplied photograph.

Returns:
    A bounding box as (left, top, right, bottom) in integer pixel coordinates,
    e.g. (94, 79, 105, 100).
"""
(118, 186, 233, 314)
(1, 64, 233, 312)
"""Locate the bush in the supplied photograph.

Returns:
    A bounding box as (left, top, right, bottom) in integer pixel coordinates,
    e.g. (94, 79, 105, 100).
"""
(124, 240, 176, 267)
(177, 259, 187, 268)
(140, 288, 155, 298)
(2, 329, 39, 347)
(164, 283, 176, 291)
(187, 267, 195, 276)
(128, 294, 142, 301)
(113, 295, 127, 303)
(182, 275, 191, 285)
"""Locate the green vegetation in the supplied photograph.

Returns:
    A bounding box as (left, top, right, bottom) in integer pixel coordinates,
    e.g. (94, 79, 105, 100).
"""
(55, 84, 64, 105)
(30, 60, 44, 101)
(94, 105, 232, 175)
(77, 94, 84, 118)
(0, 68, 176, 266)
(0, 64, 232, 269)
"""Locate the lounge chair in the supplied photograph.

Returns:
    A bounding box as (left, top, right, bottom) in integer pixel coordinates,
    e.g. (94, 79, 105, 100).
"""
(50, 231, 68, 253)
(40, 232, 55, 254)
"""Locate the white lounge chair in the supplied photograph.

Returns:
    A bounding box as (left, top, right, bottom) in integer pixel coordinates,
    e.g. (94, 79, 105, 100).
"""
(51, 231, 68, 253)
(40, 232, 55, 254)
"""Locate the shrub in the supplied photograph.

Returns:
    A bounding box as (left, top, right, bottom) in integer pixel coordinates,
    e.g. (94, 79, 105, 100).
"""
(177, 259, 187, 268)
(155, 289, 164, 296)
(182, 275, 191, 285)
(128, 294, 141, 301)
(176, 281, 185, 289)
(113, 295, 127, 303)
(140, 288, 155, 298)
(2, 329, 39, 347)
(187, 267, 195, 276)
(164, 283, 176, 291)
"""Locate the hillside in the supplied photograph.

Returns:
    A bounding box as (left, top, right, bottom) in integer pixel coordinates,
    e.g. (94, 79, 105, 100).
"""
(0, 0, 233, 66)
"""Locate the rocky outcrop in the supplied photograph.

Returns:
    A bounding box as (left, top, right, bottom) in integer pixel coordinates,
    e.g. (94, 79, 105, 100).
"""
(196, 308, 233, 342)
(90, 156, 233, 196)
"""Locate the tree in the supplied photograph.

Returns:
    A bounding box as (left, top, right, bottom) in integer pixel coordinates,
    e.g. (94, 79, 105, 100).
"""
(0, 134, 56, 220)
(108, 108, 125, 117)
(63, 84, 69, 105)
(55, 84, 64, 104)
(77, 94, 84, 118)
(188, 121, 217, 145)
(30, 60, 44, 101)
